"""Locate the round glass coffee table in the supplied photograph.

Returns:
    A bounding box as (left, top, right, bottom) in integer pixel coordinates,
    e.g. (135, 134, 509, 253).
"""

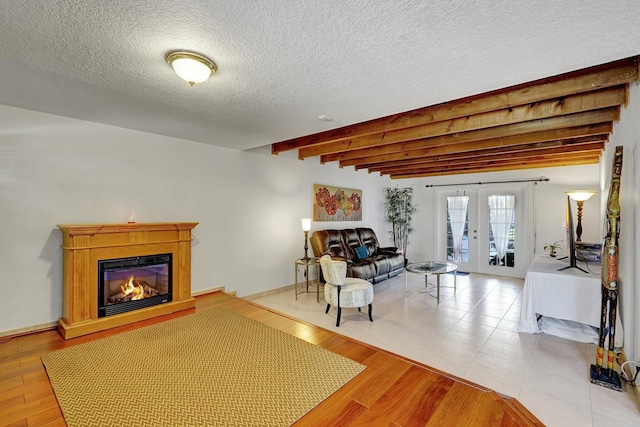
(405, 261, 458, 304)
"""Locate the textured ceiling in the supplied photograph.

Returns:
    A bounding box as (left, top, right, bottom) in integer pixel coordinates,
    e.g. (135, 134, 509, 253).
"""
(1, 1, 640, 151)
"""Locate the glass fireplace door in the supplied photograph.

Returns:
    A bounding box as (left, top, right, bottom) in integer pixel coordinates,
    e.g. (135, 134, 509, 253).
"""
(98, 253, 172, 317)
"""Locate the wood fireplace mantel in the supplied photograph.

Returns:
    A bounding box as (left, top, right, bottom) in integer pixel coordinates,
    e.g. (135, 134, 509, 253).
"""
(57, 222, 198, 339)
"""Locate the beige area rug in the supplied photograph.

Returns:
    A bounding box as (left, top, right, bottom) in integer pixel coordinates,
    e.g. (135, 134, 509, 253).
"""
(42, 307, 365, 426)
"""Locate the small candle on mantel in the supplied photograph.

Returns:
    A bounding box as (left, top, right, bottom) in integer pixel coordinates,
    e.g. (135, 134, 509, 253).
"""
(128, 211, 136, 224)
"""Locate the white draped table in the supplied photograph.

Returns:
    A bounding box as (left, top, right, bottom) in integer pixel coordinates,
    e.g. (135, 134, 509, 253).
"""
(518, 255, 623, 346)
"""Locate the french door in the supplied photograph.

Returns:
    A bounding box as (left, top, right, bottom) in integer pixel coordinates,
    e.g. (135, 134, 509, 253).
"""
(438, 191, 478, 273)
(436, 185, 530, 278)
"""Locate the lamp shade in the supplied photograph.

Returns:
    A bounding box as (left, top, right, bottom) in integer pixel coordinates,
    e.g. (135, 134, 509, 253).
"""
(300, 218, 312, 231)
(166, 51, 217, 86)
(567, 191, 597, 202)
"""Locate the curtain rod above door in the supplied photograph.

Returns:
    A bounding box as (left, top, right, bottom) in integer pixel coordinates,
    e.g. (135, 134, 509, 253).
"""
(425, 177, 549, 188)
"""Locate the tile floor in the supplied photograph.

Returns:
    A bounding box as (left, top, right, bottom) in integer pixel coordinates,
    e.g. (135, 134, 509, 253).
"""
(249, 272, 640, 427)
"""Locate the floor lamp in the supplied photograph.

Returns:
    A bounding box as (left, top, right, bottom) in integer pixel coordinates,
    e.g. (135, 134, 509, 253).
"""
(566, 191, 596, 241)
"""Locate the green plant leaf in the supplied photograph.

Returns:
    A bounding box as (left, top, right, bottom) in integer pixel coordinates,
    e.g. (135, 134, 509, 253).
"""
(384, 185, 417, 257)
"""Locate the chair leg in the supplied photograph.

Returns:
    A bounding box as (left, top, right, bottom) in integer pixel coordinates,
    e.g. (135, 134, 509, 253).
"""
(368, 304, 373, 322)
(336, 307, 342, 327)
(325, 303, 331, 314)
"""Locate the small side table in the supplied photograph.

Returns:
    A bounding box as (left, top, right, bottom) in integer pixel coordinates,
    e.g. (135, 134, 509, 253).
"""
(405, 261, 458, 304)
(295, 257, 321, 302)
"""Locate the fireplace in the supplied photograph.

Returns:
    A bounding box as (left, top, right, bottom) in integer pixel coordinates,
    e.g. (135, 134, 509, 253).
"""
(98, 253, 173, 317)
(57, 222, 198, 339)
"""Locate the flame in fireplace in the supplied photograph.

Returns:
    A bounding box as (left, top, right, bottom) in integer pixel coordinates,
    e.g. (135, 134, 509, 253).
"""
(121, 276, 145, 301)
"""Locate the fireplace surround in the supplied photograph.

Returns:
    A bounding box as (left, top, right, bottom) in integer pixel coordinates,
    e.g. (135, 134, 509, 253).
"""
(57, 222, 198, 339)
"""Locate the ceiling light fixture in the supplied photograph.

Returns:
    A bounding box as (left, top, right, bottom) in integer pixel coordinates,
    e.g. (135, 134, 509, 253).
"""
(166, 51, 217, 86)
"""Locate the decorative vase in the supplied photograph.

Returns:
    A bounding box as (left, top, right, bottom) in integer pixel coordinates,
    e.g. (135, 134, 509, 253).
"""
(549, 250, 556, 257)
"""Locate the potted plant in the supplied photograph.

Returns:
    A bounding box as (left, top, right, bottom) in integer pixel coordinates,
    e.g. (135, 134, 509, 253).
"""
(544, 240, 563, 257)
(384, 186, 417, 264)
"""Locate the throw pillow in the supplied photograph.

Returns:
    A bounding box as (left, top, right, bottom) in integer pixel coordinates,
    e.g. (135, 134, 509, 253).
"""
(355, 245, 368, 260)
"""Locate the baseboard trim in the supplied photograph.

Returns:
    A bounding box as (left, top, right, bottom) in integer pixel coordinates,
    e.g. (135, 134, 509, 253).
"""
(245, 284, 295, 300)
(1, 322, 58, 340)
(192, 286, 227, 297)
(618, 349, 640, 403)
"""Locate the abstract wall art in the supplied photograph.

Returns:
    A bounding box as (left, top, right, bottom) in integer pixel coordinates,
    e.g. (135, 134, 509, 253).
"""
(313, 184, 362, 221)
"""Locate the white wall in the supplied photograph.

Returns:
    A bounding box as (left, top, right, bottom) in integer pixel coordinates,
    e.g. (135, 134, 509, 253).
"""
(603, 82, 640, 362)
(535, 182, 602, 252)
(0, 105, 393, 333)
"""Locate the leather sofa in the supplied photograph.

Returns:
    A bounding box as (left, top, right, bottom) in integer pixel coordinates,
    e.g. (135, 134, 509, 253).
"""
(310, 227, 404, 283)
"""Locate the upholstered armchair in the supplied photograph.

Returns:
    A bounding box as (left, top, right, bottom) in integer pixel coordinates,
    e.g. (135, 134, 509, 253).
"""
(319, 255, 374, 327)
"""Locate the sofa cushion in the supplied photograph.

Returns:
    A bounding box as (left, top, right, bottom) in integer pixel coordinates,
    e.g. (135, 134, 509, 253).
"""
(310, 230, 349, 259)
(376, 246, 399, 255)
(349, 259, 376, 281)
(370, 255, 390, 275)
(340, 229, 362, 259)
(386, 252, 406, 271)
(357, 228, 380, 256)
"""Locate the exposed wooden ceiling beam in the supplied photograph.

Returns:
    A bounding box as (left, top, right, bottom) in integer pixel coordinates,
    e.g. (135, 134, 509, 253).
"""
(271, 56, 637, 178)
(389, 155, 602, 179)
(272, 57, 637, 154)
(391, 158, 601, 178)
(363, 139, 606, 172)
(297, 88, 624, 159)
(332, 116, 615, 166)
(328, 123, 612, 165)
(374, 146, 604, 176)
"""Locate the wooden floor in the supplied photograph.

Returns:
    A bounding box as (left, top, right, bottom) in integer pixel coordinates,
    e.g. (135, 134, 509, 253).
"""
(0, 292, 543, 426)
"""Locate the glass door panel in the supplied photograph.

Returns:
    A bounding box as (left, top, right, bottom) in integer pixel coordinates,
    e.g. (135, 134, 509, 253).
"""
(477, 187, 529, 277)
(438, 191, 477, 273)
(447, 195, 469, 263)
(488, 194, 515, 267)
(438, 185, 530, 278)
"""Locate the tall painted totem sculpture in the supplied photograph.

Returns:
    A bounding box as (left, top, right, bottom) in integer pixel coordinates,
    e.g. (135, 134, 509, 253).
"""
(590, 146, 623, 391)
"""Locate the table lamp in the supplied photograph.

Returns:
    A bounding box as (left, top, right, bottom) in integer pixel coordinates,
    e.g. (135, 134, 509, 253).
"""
(300, 218, 312, 261)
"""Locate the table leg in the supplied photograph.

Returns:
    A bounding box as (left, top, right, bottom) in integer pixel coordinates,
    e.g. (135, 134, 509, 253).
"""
(436, 274, 440, 304)
(336, 286, 342, 327)
(454, 271, 457, 295)
(294, 263, 298, 300)
(405, 270, 408, 296)
(305, 264, 309, 293)
(315, 264, 320, 303)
